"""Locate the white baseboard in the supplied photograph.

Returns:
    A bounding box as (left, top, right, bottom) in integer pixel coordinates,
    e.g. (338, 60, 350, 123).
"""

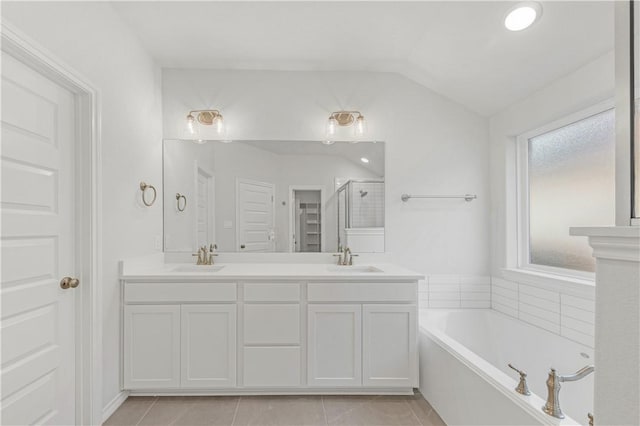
(102, 390, 129, 424)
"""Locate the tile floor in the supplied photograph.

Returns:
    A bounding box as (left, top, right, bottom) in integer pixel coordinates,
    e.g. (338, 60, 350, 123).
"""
(104, 391, 446, 426)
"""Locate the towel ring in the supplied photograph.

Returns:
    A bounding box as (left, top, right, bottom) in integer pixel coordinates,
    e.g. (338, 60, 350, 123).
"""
(176, 193, 187, 212)
(139, 182, 157, 207)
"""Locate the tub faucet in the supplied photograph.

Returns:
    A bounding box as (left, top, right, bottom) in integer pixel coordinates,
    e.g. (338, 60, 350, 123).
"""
(543, 365, 595, 419)
(508, 364, 531, 396)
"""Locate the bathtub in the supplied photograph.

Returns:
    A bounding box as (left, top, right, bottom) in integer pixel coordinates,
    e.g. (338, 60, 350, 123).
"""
(419, 309, 594, 426)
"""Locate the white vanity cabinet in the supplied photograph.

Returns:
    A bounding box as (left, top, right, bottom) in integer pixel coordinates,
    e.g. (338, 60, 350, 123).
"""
(123, 305, 181, 389)
(181, 304, 236, 388)
(123, 281, 238, 390)
(306, 282, 418, 389)
(308, 304, 362, 387)
(120, 267, 420, 395)
(362, 304, 417, 387)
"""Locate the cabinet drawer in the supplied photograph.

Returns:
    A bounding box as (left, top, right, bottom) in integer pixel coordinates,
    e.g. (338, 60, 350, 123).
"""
(244, 283, 300, 302)
(244, 304, 300, 345)
(243, 347, 301, 387)
(307, 282, 416, 302)
(125, 282, 237, 303)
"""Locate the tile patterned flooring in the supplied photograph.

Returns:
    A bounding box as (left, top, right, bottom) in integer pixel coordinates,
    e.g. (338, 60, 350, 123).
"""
(104, 392, 446, 426)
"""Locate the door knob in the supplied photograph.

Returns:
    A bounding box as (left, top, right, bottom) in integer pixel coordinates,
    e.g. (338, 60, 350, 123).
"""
(60, 276, 80, 289)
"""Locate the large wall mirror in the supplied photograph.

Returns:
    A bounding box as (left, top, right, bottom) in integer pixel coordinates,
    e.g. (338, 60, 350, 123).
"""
(163, 140, 385, 253)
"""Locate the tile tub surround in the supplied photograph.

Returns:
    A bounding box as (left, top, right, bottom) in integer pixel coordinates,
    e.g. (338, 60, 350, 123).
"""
(418, 274, 595, 348)
(491, 277, 595, 348)
(104, 393, 446, 426)
(417, 275, 491, 309)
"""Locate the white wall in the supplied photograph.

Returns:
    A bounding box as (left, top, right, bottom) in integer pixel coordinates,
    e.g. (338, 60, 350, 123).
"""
(1, 2, 163, 412)
(163, 69, 491, 275)
(489, 51, 615, 276)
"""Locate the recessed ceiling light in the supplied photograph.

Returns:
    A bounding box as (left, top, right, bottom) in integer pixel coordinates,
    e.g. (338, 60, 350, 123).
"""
(504, 2, 542, 31)
(360, 157, 369, 163)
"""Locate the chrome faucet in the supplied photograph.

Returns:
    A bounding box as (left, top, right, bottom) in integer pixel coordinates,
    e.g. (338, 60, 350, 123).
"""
(333, 246, 359, 266)
(192, 244, 218, 265)
(543, 365, 595, 419)
(508, 364, 531, 396)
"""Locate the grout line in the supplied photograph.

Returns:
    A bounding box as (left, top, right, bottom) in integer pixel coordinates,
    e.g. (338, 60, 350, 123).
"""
(321, 396, 328, 426)
(135, 397, 158, 426)
(325, 395, 380, 424)
(230, 396, 241, 426)
(406, 399, 425, 426)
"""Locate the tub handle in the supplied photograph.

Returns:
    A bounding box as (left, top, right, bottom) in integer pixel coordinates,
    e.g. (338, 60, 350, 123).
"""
(508, 364, 531, 396)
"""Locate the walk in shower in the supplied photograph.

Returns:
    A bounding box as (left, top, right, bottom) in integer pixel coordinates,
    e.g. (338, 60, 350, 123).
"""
(337, 179, 385, 253)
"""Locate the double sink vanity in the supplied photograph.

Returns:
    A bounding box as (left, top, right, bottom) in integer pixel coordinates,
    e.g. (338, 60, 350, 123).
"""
(121, 139, 420, 395)
(120, 257, 422, 395)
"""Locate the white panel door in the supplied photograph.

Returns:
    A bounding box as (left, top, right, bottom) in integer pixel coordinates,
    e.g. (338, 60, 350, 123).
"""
(124, 305, 180, 389)
(195, 165, 214, 248)
(181, 304, 236, 388)
(308, 304, 362, 387)
(362, 305, 417, 387)
(237, 179, 274, 252)
(0, 51, 77, 425)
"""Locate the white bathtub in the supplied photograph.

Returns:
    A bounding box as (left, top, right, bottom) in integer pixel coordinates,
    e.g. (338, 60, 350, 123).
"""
(419, 309, 594, 426)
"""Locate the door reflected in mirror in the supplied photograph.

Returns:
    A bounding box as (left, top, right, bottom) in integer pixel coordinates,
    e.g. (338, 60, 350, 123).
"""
(163, 140, 385, 253)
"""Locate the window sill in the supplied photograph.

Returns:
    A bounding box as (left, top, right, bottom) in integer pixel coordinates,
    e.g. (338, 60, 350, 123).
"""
(501, 268, 595, 299)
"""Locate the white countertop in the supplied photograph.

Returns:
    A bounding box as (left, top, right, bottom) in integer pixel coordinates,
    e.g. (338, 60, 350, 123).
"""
(120, 259, 424, 281)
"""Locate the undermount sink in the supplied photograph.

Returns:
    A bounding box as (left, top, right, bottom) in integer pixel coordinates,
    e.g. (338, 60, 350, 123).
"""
(326, 265, 383, 273)
(172, 264, 226, 273)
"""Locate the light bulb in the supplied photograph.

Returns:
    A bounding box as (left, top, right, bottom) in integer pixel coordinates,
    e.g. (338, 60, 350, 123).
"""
(504, 2, 541, 31)
(353, 115, 366, 140)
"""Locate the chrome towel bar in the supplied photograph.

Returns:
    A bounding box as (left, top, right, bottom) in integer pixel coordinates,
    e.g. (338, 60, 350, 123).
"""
(401, 194, 477, 202)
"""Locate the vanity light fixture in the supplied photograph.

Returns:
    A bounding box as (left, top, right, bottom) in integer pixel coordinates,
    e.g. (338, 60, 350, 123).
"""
(324, 111, 367, 144)
(504, 2, 542, 31)
(186, 109, 225, 140)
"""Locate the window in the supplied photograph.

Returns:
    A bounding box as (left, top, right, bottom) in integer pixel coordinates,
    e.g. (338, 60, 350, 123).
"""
(517, 105, 615, 275)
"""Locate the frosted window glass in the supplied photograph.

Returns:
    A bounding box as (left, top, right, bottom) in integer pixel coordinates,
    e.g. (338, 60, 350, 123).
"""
(528, 109, 615, 272)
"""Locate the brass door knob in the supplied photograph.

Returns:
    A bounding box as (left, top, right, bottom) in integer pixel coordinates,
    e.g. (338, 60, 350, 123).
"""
(60, 277, 80, 289)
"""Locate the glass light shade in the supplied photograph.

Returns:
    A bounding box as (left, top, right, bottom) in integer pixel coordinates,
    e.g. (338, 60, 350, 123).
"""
(353, 115, 367, 140)
(325, 116, 338, 140)
(215, 116, 225, 136)
(186, 114, 198, 137)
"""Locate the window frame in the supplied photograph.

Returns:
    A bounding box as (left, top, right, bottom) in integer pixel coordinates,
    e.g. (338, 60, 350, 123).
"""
(516, 100, 615, 280)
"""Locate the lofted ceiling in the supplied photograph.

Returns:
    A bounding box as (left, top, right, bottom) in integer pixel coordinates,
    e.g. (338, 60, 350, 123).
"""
(112, 1, 614, 116)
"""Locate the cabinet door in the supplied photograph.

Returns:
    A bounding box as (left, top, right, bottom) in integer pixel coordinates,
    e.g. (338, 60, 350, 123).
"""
(362, 304, 417, 387)
(308, 304, 361, 387)
(124, 305, 180, 389)
(181, 305, 237, 388)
